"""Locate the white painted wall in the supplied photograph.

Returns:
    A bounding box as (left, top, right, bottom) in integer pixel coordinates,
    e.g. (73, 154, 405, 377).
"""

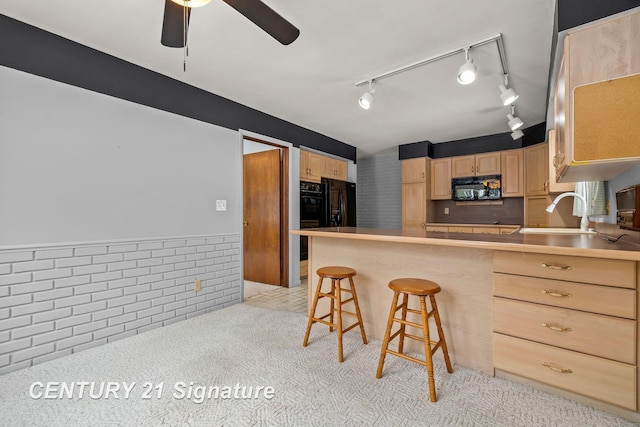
(0, 66, 241, 246)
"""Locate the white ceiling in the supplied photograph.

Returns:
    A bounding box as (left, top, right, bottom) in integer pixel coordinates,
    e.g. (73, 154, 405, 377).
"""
(0, 0, 557, 157)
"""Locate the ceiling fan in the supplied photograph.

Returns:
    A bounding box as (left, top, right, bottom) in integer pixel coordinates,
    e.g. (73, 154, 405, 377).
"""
(161, 0, 300, 47)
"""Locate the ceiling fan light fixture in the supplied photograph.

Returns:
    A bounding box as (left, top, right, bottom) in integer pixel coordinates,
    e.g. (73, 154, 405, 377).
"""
(170, 0, 212, 7)
(359, 81, 376, 110)
(511, 129, 524, 140)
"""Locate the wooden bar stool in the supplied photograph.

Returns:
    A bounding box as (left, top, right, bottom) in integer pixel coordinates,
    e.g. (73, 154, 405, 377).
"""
(302, 266, 367, 362)
(376, 278, 453, 402)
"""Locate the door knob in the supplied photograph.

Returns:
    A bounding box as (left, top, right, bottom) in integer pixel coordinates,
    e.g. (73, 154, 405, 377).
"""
(243, 221, 248, 227)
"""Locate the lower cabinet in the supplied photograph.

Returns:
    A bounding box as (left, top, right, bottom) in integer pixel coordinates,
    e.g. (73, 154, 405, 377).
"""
(493, 251, 638, 411)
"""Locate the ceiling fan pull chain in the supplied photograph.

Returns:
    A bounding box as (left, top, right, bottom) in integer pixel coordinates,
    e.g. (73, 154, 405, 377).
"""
(183, 0, 188, 72)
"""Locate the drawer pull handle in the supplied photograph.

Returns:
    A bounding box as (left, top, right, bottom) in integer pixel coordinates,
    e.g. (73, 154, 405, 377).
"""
(541, 323, 572, 332)
(541, 290, 572, 298)
(541, 361, 572, 374)
(541, 263, 572, 271)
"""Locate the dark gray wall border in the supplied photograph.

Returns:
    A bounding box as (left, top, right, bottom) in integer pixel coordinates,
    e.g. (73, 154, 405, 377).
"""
(0, 14, 357, 163)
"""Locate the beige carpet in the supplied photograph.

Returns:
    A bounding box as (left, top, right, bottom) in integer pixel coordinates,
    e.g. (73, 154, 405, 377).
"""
(0, 303, 635, 426)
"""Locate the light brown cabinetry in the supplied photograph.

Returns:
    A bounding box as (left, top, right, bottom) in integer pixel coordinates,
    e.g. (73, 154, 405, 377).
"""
(547, 130, 574, 193)
(524, 142, 575, 228)
(300, 150, 347, 182)
(493, 252, 638, 410)
(554, 9, 640, 182)
(300, 150, 323, 182)
(452, 152, 501, 178)
(401, 158, 431, 229)
(500, 149, 524, 198)
(430, 158, 452, 200)
(425, 224, 518, 234)
(322, 156, 348, 181)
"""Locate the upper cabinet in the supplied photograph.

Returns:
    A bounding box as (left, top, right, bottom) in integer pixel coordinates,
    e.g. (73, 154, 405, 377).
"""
(524, 143, 549, 196)
(500, 149, 524, 198)
(322, 156, 348, 181)
(547, 130, 574, 193)
(553, 9, 640, 182)
(402, 157, 428, 183)
(300, 150, 347, 182)
(401, 158, 431, 229)
(451, 152, 501, 178)
(430, 158, 452, 200)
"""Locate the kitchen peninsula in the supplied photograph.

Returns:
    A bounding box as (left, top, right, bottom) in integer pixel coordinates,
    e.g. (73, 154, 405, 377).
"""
(292, 226, 640, 420)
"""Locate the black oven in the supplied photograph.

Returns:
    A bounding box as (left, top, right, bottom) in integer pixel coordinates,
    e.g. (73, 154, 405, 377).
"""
(300, 181, 324, 261)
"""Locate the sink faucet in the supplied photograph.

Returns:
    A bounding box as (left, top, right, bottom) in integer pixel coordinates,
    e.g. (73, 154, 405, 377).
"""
(546, 192, 589, 231)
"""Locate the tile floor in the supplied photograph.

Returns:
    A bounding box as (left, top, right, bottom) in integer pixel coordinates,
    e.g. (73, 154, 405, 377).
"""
(243, 279, 308, 313)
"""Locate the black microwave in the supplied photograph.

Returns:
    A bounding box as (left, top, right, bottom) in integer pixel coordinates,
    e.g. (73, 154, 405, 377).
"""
(616, 184, 640, 230)
(451, 175, 501, 201)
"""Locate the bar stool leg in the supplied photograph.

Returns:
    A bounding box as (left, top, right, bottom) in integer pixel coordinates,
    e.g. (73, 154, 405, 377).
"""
(328, 279, 336, 333)
(303, 275, 325, 347)
(430, 295, 453, 374)
(335, 278, 344, 362)
(397, 293, 409, 354)
(376, 291, 400, 378)
(348, 276, 368, 345)
(420, 296, 437, 402)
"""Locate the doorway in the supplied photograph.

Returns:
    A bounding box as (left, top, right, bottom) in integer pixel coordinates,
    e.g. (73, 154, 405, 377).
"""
(243, 136, 289, 287)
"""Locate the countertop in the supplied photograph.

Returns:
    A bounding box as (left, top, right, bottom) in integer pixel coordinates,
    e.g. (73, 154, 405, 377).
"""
(292, 227, 640, 261)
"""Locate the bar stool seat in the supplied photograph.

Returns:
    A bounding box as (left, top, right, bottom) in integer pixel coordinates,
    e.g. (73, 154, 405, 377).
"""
(302, 266, 367, 362)
(376, 278, 453, 402)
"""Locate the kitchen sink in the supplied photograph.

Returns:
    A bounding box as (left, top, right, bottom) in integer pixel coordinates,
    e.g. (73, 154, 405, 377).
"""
(518, 227, 597, 235)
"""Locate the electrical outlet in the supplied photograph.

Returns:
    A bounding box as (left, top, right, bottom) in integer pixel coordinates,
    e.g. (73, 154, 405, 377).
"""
(444, 207, 450, 214)
(194, 279, 202, 292)
(216, 200, 227, 211)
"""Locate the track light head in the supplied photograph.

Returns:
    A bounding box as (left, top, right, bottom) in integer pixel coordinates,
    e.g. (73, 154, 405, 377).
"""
(499, 83, 519, 105)
(507, 113, 523, 131)
(511, 129, 524, 140)
(359, 81, 376, 110)
(457, 48, 477, 85)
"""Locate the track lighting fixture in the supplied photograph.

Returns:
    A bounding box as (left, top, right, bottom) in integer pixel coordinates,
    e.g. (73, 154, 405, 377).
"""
(359, 81, 376, 110)
(170, 0, 212, 7)
(507, 105, 523, 131)
(511, 129, 524, 140)
(498, 74, 519, 105)
(457, 48, 477, 85)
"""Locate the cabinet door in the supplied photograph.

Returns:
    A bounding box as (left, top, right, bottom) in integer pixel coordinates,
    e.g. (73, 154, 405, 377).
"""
(547, 130, 574, 193)
(501, 149, 524, 198)
(431, 158, 452, 200)
(451, 155, 475, 178)
(402, 182, 427, 229)
(402, 158, 427, 183)
(524, 143, 548, 196)
(334, 159, 348, 181)
(475, 152, 501, 175)
(307, 153, 323, 182)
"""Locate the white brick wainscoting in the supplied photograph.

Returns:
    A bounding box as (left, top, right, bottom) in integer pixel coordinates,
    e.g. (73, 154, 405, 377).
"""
(0, 234, 241, 375)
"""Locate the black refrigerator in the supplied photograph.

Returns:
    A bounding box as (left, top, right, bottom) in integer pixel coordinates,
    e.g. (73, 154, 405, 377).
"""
(321, 178, 356, 227)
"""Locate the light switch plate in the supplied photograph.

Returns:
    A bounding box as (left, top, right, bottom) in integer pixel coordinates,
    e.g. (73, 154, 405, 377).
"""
(216, 200, 227, 211)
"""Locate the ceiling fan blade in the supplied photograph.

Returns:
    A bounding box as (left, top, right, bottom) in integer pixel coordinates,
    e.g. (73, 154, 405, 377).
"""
(161, 0, 191, 48)
(222, 0, 300, 45)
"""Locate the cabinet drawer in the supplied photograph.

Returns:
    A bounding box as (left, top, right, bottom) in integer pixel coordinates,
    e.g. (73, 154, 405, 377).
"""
(493, 298, 636, 364)
(494, 333, 637, 410)
(494, 273, 636, 319)
(494, 251, 635, 288)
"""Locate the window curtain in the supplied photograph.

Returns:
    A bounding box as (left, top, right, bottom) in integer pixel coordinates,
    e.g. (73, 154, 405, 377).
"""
(573, 181, 607, 216)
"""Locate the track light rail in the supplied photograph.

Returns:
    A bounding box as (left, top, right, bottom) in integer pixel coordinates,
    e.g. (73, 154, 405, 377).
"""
(354, 33, 508, 87)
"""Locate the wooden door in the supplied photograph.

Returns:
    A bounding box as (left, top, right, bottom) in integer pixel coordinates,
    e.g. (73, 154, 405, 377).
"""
(244, 149, 281, 285)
